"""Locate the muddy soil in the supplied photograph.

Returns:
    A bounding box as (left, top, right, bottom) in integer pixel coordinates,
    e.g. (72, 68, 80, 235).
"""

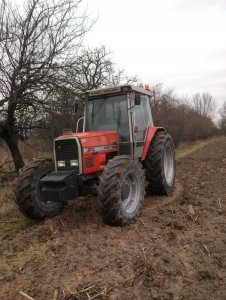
(0, 138, 226, 300)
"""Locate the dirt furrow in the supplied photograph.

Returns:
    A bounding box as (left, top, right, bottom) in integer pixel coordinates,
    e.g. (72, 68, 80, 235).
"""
(0, 138, 226, 300)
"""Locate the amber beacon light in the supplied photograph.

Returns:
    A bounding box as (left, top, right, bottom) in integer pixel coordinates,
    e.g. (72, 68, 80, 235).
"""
(144, 83, 150, 91)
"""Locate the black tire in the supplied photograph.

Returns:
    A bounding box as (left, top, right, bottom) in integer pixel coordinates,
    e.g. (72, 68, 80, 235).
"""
(144, 130, 176, 195)
(14, 158, 65, 219)
(98, 156, 145, 226)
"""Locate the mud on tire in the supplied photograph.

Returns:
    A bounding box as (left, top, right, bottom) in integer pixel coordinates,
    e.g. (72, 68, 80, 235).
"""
(144, 130, 176, 195)
(98, 156, 145, 226)
(14, 158, 65, 219)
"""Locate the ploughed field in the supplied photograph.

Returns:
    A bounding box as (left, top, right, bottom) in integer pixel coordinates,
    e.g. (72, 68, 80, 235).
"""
(0, 138, 226, 300)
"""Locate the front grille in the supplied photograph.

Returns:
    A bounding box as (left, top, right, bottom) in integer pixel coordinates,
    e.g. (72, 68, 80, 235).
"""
(55, 139, 78, 160)
(55, 139, 79, 172)
(84, 157, 94, 169)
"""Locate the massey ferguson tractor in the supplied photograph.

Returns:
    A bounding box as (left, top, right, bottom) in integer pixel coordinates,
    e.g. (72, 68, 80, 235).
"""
(15, 85, 176, 226)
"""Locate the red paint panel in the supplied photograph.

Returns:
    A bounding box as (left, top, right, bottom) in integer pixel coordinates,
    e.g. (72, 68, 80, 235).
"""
(56, 131, 119, 175)
(79, 132, 119, 150)
(141, 127, 159, 161)
(77, 131, 119, 175)
(60, 131, 119, 147)
(83, 153, 107, 174)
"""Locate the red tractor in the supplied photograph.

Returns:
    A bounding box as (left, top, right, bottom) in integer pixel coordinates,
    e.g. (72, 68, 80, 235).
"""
(15, 85, 176, 226)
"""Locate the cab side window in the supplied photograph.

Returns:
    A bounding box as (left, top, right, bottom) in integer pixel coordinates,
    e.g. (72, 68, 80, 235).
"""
(134, 96, 149, 141)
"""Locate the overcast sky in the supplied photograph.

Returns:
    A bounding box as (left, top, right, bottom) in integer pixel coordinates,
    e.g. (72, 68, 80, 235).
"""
(84, 0, 226, 109)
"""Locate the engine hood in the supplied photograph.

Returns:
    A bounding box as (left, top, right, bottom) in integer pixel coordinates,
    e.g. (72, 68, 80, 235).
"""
(55, 131, 119, 149)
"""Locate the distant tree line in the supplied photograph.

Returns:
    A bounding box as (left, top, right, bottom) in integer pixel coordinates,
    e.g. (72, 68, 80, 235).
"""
(0, 0, 222, 172)
(150, 85, 219, 147)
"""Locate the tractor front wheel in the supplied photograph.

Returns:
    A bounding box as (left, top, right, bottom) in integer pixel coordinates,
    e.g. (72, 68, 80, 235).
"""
(98, 156, 145, 226)
(14, 158, 65, 219)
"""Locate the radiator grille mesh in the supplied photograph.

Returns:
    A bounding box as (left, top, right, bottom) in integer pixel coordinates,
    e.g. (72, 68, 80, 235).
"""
(55, 139, 79, 172)
(84, 157, 94, 169)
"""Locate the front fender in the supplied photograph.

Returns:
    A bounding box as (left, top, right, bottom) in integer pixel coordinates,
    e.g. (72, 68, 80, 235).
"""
(141, 127, 166, 161)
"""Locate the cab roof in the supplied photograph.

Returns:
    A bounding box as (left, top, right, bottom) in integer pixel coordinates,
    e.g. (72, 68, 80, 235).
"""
(80, 85, 152, 98)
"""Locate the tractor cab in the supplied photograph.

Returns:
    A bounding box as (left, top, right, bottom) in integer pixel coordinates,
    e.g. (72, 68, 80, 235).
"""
(80, 85, 153, 157)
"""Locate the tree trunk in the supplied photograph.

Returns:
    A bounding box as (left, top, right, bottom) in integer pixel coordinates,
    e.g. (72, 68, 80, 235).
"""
(5, 136, 24, 173)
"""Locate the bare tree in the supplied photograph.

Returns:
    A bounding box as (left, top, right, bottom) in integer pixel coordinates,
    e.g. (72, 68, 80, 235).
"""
(219, 101, 226, 135)
(0, 0, 93, 172)
(192, 93, 216, 118)
(35, 46, 140, 145)
(63, 45, 140, 92)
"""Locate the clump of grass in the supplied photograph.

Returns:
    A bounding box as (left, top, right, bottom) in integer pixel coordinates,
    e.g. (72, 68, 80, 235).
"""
(0, 182, 16, 216)
(0, 182, 38, 240)
(19, 138, 52, 163)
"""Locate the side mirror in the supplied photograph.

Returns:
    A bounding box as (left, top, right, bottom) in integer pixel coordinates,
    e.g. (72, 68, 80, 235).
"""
(135, 94, 141, 105)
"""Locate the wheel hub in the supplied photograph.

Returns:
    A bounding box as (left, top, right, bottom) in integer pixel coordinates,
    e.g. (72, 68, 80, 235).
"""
(121, 172, 140, 214)
(163, 144, 174, 186)
(122, 178, 130, 199)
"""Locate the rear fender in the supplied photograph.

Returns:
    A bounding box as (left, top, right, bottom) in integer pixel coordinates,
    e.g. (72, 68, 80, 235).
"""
(141, 127, 166, 161)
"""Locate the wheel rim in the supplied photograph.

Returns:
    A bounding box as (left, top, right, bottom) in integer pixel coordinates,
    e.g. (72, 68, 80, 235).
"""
(163, 143, 175, 186)
(121, 172, 141, 214)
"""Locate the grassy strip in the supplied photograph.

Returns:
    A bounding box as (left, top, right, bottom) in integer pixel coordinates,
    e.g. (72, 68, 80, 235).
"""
(176, 136, 225, 159)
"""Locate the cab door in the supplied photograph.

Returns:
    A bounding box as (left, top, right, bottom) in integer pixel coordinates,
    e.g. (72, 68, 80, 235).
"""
(133, 95, 153, 158)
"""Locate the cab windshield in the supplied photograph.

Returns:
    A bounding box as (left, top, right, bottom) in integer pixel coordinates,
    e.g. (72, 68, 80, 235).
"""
(87, 95, 130, 142)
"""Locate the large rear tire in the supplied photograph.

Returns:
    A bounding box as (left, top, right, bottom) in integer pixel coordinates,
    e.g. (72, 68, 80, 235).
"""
(98, 156, 145, 226)
(14, 158, 65, 219)
(144, 131, 176, 195)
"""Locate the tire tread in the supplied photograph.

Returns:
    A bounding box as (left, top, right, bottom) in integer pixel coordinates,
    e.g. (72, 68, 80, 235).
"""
(98, 155, 145, 226)
(14, 158, 65, 219)
(144, 131, 175, 195)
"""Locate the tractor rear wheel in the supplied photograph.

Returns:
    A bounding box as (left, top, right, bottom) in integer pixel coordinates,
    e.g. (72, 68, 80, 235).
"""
(98, 156, 145, 226)
(144, 131, 176, 195)
(14, 158, 65, 219)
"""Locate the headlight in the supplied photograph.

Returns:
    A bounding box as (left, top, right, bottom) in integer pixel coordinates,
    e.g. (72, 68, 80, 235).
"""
(57, 161, 65, 167)
(70, 160, 78, 167)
